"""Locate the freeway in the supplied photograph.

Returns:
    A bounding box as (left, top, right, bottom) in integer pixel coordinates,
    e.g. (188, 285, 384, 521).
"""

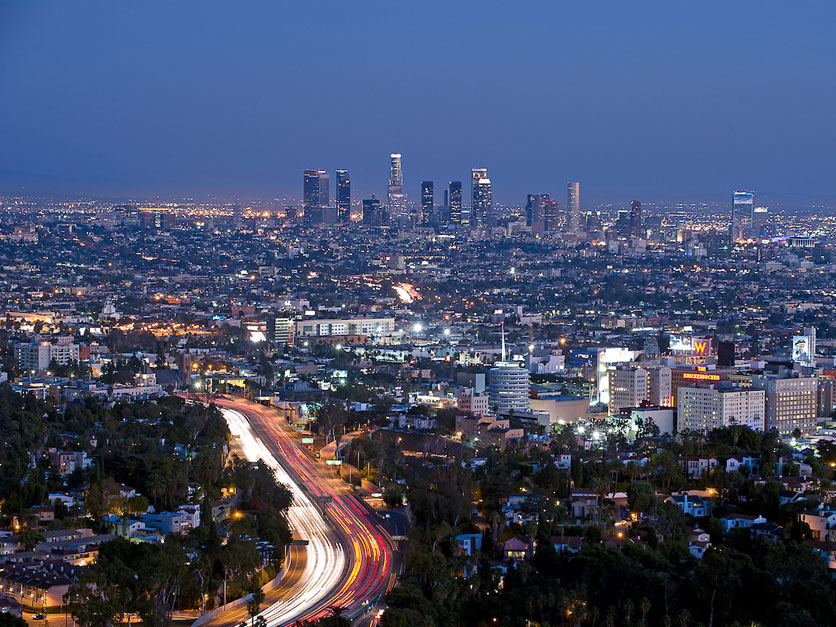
(211, 396, 398, 626)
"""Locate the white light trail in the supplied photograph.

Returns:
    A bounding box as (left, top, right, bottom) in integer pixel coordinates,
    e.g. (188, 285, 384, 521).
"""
(222, 408, 346, 626)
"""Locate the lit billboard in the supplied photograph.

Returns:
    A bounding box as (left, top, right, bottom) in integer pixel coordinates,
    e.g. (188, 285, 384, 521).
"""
(792, 336, 812, 365)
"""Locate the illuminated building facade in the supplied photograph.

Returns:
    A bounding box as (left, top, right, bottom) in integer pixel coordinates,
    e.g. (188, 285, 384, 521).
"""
(731, 190, 754, 241)
(471, 168, 492, 227)
(420, 181, 433, 225)
(336, 169, 350, 223)
(677, 385, 765, 433)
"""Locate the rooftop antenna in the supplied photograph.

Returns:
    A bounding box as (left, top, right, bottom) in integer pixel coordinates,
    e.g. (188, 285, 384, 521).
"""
(501, 320, 506, 362)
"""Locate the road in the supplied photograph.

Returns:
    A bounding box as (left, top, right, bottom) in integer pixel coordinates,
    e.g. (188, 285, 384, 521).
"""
(209, 396, 398, 626)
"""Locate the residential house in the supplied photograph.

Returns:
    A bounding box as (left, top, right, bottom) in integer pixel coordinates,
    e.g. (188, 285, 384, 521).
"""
(666, 494, 711, 517)
(721, 513, 767, 533)
(800, 510, 836, 542)
(570, 488, 599, 520)
(454, 533, 482, 557)
(551, 535, 583, 554)
(679, 456, 718, 480)
(502, 536, 534, 562)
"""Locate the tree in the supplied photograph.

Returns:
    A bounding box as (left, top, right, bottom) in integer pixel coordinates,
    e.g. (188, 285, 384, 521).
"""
(246, 588, 265, 626)
(19, 529, 45, 551)
(626, 482, 657, 515)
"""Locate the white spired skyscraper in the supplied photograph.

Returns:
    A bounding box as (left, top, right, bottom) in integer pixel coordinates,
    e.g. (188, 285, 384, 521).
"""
(387, 153, 407, 221)
(567, 181, 580, 233)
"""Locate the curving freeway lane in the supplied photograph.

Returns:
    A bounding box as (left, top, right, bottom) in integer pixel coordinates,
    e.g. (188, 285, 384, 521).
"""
(211, 396, 397, 626)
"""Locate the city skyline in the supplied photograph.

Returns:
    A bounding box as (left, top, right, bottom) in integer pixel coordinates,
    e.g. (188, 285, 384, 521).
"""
(2, 2, 835, 201)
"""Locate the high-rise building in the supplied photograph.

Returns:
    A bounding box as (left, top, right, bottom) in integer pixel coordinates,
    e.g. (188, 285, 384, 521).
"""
(362, 195, 383, 226)
(471, 168, 492, 227)
(336, 169, 351, 223)
(266, 317, 295, 346)
(678, 385, 765, 433)
(752, 206, 768, 237)
(526, 193, 559, 232)
(630, 200, 643, 237)
(731, 190, 755, 241)
(585, 210, 602, 234)
(567, 182, 581, 233)
(525, 194, 537, 227)
(387, 153, 407, 221)
(541, 195, 559, 232)
(449, 181, 463, 226)
(15, 341, 80, 372)
(751, 373, 817, 435)
(303, 169, 329, 225)
(608, 364, 672, 414)
(616, 210, 631, 237)
(488, 360, 531, 416)
(420, 181, 433, 225)
(717, 341, 736, 368)
(608, 366, 648, 415)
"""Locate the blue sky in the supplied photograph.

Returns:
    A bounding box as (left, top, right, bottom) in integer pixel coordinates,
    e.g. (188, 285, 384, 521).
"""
(1, 1, 834, 204)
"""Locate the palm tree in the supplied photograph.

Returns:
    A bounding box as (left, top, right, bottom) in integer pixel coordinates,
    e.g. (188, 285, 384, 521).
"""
(148, 473, 165, 509)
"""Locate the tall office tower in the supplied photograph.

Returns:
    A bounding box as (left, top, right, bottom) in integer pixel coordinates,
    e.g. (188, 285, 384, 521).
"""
(420, 181, 434, 225)
(567, 181, 581, 233)
(541, 194, 559, 231)
(303, 169, 329, 225)
(731, 190, 755, 241)
(527, 193, 559, 232)
(471, 168, 492, 227)
(585, 210, 602, 234)
(387, 153, 407, 221)
(449, 181, 463, 225)
(630, 200, 643, 237)
(335, 169, 351, 223)
(616, 210, 631, 237)
(525, 194, 537, 226)
(362, 194, 383, 226)
(752, 206, 768, 237)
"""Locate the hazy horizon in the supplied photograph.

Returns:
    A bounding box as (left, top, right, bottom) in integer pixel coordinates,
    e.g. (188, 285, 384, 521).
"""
(2, 1, 835, 203)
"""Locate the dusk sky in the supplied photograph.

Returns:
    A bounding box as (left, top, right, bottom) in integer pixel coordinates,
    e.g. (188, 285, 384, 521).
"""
(1, 1, 834, 204)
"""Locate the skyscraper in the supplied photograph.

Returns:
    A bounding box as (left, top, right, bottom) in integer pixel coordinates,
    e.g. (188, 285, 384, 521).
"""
(752, 206, 768, 237)
(449, 181, 463, 226)
(731, 190, 754, 242)
(526, 193, 558, 232)
(362, 194, 383, 226)
(336, 169, 350, 223)
(541, 194, 559, 231)
(567, 182, 580, 233)
(303, 169, 329, 225)
(387, 153, 407, 221)
(525, 194, 537, 227)
(420, 181, 433, 225)
(471, 168, 492, 227)
(630, 200, 642, 237)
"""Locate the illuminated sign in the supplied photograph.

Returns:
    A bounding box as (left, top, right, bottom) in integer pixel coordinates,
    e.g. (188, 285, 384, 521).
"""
(682, 372, 720, 381)
(670, 336, 711, 356)
(792, 336, 812, 365)
(301, 437, 314, 445)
